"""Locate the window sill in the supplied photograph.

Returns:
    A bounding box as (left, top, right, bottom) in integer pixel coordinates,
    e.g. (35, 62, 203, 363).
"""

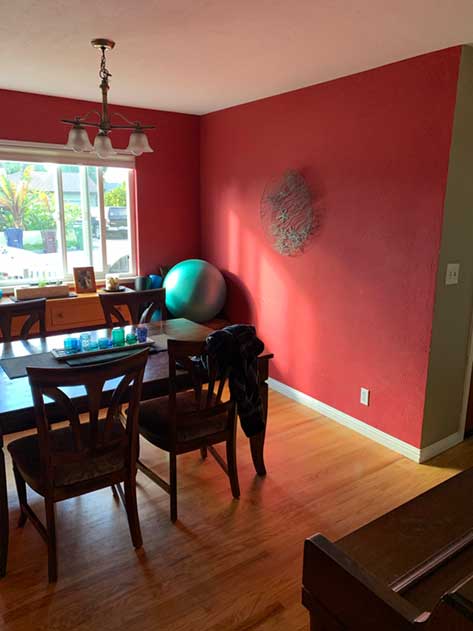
(0, 276, 138, 297)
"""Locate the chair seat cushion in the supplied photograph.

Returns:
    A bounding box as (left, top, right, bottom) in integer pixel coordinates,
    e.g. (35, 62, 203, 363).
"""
(138, 390, 228, 448)
(7, 421, 126, 494)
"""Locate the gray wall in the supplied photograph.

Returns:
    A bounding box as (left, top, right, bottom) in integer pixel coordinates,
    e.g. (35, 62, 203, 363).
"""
(421, 45, 473, 448)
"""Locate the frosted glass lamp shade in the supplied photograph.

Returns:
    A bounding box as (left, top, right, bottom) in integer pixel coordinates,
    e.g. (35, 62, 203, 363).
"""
(66, 126, 93, 152)
(126, 130, 153, 156)
(94, 133, 116, 158)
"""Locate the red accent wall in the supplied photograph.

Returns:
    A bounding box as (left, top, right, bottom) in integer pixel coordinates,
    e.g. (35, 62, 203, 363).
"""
(0, 89, 201, 273)
(200, 48, 461, 447)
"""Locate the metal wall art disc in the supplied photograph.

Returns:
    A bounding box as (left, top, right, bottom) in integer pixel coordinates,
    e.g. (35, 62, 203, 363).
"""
(260, 170, 314, 256)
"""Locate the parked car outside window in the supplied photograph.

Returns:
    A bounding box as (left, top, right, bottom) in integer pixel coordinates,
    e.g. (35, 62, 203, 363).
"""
(106, 206, 128, 229)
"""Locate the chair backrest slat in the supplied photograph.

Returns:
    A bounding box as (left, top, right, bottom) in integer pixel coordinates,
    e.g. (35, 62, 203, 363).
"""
(0, 298, 46, 342)
(42, 385, 83, 452)
(167, 339, 234, 424)
(99, 288, 166, 327)
(27, 349, 149, 480)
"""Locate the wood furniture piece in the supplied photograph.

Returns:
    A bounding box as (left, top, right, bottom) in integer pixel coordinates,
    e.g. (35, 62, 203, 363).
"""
(0, 293, 133, 340)
(0, 297, 46, 342)
(302, 467, 473, 630)
(13, 284, 69, 301)
(7, 349, 148, 582)
(46, 293, 112, 332)
(138, 339, 239, 521)
(0, 294, 107, 339)
(99, 288, 166, 327)
(0, 318, 272, 577)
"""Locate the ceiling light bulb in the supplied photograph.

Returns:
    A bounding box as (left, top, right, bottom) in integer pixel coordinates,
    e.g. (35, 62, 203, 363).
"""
(94, 133, 116, 158)
(126, 130, 154, 156)
(66, 126, 93, 152)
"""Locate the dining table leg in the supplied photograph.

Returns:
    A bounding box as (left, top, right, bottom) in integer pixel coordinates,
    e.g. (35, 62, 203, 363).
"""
(250, 429, 266, 476)
(250, 366, 269, 476)
(0, 439, 8, 578)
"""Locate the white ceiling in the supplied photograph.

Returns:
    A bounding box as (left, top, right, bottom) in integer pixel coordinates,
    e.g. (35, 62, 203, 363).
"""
(1, 0, 473, 115)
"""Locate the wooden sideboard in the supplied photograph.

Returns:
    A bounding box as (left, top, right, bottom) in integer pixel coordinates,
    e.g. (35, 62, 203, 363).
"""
(0, 290, 228, 340)
(0, 293, 128, 339)
(47, 293, 108, 331)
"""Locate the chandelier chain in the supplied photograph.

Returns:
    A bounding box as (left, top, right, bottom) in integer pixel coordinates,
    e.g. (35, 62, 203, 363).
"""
(99, 47, 112, 83)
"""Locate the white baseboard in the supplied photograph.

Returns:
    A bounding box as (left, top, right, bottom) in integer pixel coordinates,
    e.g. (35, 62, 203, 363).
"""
(418, 431, 464, 462)
(268, 378, 463, 463)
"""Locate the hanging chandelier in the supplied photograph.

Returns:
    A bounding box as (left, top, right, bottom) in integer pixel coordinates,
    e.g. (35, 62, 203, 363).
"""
(62, 39, 154, 158)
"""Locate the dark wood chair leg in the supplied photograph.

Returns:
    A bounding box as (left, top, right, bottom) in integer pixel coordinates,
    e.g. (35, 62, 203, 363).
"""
(124, 476, 143, 549)
(45, 497, 57, 583)
(200, 446, 208, 460)
(226, 437, 240, 499)
(169, 453, 177, 522)
(0, 447, 9, 578)
(12, 466, 27, 527)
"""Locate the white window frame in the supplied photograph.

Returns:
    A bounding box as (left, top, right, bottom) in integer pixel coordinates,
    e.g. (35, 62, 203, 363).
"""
(0, 140, 137, 288)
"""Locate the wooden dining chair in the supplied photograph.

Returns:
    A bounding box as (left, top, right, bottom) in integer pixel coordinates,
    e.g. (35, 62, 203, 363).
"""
(7, 349, 149, 582)
(99, 288, 166, 327)
(0, 298, 46, 342)
(137, 339, 239, 522)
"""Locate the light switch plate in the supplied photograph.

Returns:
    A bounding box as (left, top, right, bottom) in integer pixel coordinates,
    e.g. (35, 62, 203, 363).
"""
(445, 263, 460, 286)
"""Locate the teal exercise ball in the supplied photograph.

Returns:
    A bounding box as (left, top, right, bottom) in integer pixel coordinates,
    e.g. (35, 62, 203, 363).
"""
(163, 259, 226, 323)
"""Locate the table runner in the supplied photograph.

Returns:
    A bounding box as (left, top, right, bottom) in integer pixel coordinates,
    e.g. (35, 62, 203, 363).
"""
(0, 352, 58, 379)
(0, 333, 169, 379)
(65, 349, 142, 367)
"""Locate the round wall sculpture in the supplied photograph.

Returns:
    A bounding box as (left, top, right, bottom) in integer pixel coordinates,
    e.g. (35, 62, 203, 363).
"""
(260, 169, 315, 256)
(163, 259, 227, 323)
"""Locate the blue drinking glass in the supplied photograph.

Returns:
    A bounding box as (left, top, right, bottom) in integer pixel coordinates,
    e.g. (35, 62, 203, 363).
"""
(63, 337, 74, 354)
(64, 337, 79, 354)
(136, 325, 148, 343)
(79, 332, 91, 352)
(72, 338, 80, 352)
(98, 337, 111, 350)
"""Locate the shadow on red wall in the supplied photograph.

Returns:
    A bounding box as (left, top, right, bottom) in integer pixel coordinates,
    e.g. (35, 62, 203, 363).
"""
(222, 270, 256, 324)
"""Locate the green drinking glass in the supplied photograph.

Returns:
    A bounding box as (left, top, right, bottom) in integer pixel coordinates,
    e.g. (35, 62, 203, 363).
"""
(111, 327, 125, 347)
(126, 332, 137, 345)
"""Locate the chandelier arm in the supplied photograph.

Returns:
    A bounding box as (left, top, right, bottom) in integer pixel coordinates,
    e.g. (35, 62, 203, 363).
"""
(79, 109, 102, 123)
(111, 111, 155, 130)
(109, 123, 156, 130)
(61, 119, 154, 131)
(111, 111, 136, 126)
(64, 121, 102, 129)
(61, 110, 102, 126)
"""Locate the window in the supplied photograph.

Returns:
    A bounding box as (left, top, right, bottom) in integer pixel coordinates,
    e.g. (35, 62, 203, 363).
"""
(0, 159, 135, 286)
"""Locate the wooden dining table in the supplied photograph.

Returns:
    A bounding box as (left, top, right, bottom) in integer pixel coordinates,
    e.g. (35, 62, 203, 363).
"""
(0, 317, 273, 577)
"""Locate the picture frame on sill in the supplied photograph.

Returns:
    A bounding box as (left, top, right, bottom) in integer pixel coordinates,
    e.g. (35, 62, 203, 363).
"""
(73, 266, 97, 294)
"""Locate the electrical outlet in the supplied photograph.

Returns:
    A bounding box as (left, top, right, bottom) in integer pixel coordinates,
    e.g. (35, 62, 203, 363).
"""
(360, 387, 370, 406)
(445, 263, 460, 286)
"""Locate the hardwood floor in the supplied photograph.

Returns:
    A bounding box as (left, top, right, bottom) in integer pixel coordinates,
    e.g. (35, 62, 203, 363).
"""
(1, 390, 473, 630)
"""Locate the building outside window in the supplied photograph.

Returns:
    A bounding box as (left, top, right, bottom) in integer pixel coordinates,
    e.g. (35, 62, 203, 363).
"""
(0, 158, 135, 287)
